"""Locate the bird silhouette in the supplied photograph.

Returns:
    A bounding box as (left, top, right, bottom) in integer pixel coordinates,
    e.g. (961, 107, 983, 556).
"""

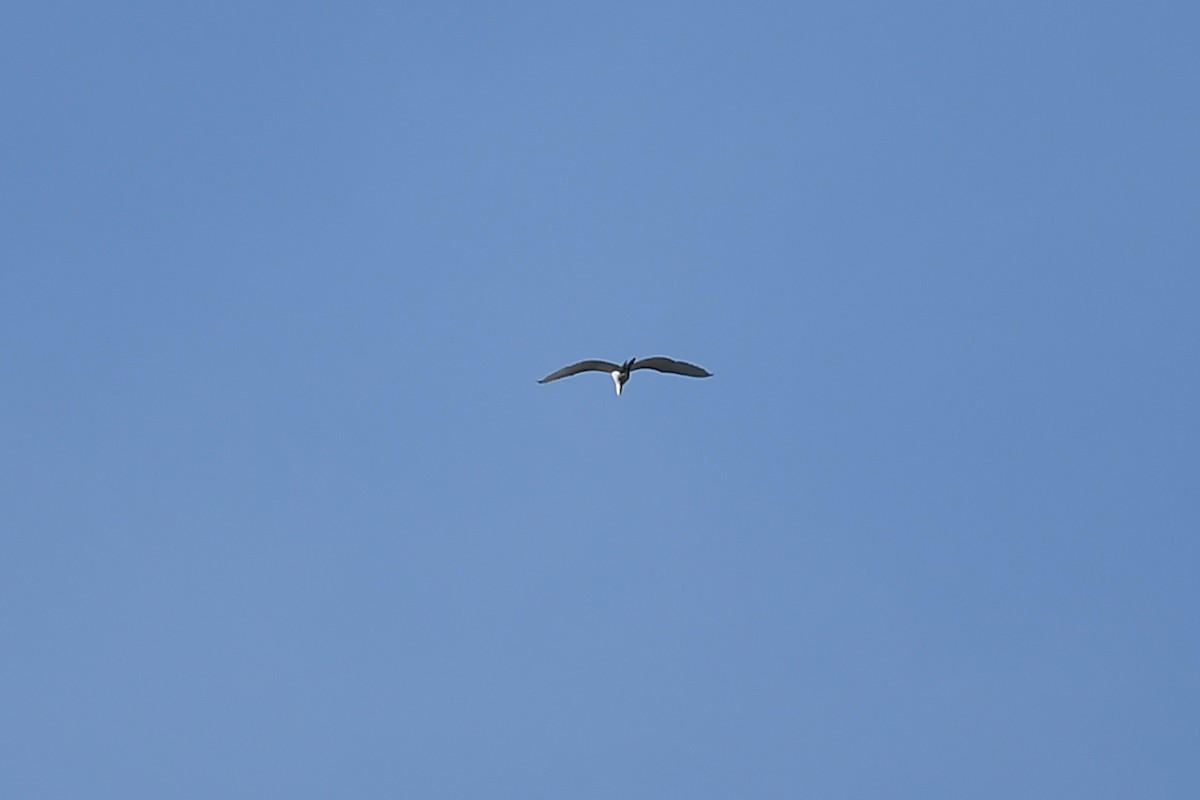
(538, 356, 712, 396)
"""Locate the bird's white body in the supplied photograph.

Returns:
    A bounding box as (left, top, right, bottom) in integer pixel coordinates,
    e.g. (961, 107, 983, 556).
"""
(611, 370, 625, 396)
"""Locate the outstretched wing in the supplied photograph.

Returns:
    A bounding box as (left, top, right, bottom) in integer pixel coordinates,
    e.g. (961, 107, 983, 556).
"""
(538, 359, 622, 384)
(630, 356, 712, 378)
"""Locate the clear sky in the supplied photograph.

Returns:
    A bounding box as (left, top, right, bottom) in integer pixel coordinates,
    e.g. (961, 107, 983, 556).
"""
(3, 2, 1197, 797)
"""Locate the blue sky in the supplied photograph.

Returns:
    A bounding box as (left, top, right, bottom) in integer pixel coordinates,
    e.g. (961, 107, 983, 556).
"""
(2, 2, 1197, 797)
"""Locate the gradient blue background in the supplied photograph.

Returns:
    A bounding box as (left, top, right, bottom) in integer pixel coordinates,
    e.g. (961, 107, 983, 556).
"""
(3, 2, 1197, 797)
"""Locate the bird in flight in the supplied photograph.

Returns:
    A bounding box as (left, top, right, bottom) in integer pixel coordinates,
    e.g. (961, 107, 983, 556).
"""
(538, 356, 712, 396)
